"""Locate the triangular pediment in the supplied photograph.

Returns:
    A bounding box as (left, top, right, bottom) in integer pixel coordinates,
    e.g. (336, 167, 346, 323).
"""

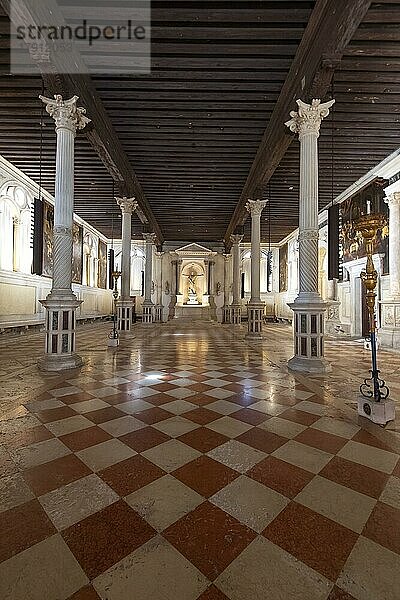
(175, 243, 213, 256)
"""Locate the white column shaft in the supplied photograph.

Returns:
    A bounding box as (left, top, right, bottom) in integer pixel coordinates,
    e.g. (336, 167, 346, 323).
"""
(156, 253, 163, 305)
(209, 261, 215, 296)
(250, 214, 262, 302)
(298, 132, 319, 296)
(223, 255, 231, 304)
(121, 211, 132, 300)
(144, 240, 153, 302)
(232, 242, 241, 304)
(53, 126, 75, 292)
(387, 194, 400, 298)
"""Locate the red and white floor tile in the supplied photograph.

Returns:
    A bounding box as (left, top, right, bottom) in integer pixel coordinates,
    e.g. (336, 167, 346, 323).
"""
(0, 321, 399, 599)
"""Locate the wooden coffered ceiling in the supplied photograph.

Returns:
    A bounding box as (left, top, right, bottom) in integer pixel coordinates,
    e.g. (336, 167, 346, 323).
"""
(0, 1, 399, 244)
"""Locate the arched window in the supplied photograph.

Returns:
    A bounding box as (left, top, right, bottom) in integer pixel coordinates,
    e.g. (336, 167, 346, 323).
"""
(0, 183, 31, 273)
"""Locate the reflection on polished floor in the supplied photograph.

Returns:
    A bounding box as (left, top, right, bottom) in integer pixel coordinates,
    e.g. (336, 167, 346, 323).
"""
(0, 320, 400, 599)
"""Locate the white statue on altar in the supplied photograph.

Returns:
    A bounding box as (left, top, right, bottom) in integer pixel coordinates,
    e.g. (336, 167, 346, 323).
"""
(182, 270, 203, 305)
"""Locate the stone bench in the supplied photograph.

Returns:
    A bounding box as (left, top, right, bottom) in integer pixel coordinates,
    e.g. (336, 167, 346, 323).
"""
(0, 313, 112, 334)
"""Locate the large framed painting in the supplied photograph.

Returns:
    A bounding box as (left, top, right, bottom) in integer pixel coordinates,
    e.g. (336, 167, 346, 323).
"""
(340, 179, 389, 273)
(98, 240, 108, 289)
(72, 222, 83, 284)
(279, 243, 288, 292)
(42, 201, 54, 277)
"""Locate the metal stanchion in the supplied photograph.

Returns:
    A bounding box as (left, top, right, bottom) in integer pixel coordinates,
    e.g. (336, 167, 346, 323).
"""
(354, 214, 394, 424)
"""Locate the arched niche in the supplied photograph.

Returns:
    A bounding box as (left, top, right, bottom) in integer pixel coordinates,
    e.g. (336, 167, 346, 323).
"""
(180, 261, 205, 304)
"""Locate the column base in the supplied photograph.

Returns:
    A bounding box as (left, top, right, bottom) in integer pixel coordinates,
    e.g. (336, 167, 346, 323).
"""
(288, 298, 330, 374)
(230, 304, 242, 325)
(38, 352, 83, 372)
(288, 355, 331, 374)
(143, 302, 154, 324)
(246, 302, 264, 339)
(39, 294, 83, 372)
(117, 299, 133, 332)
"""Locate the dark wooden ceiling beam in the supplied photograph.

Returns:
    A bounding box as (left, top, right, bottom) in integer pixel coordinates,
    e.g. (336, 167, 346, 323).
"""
(224, 0, 372, 246)
(0, 0, 164, 243)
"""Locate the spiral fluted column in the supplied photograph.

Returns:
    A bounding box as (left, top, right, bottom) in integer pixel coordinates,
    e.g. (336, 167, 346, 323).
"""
(38, 94, 90, 371)
(285, 98, 334, 373)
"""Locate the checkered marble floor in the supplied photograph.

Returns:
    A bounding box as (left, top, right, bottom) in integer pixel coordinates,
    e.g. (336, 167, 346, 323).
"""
(0, 320, 400, 599)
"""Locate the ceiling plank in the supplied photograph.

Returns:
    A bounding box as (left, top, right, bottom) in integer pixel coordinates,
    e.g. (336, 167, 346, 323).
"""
(224, 0, 372, 246)
(0, 0, 164, 242)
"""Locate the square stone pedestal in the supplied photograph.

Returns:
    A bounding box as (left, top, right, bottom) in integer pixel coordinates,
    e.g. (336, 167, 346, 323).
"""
(246, 302, 265, 340)
(230, 304, 242, 325)
(38, 295, 83, 371)
(223, 305, 231, 323)
(357, 396, 395, 425)
(143, 301, 154, 324)
(117, 300, 133, 332)
(155, 305, 164, 322)
(288, 299, 331, 373)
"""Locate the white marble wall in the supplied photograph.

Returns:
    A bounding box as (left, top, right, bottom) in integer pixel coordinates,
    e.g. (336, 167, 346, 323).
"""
(0, 154, 112, 323)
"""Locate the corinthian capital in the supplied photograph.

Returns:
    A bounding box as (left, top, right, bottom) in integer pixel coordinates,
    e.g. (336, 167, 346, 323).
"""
(115, 196, 137, 215)
(230, 234, 244, 246)
(285, 98, 335, 138)
(39, 94, 91, 133)
(385, 192, 400, 208)
(143, 232, 157, 244)
(246, 199, 267, 217)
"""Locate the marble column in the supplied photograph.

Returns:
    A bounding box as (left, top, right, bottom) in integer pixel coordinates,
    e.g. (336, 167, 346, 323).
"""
(223, 253, 231, 323)
(155, 250, 164, 322)
(177, 259, 183, 295)
(38, 94, 90, 371)
(203, 259, 209, 298)
(386, 190, 400, 299)
(168, 255, 178, 319)
(380, 185, 400, 348)
(246, 199, 267, 338)
(115, 196, 137, 332)
(230, 234, 243, 324)
(285, 98, 335, 372)
(143, 233, 156, 324)
(208, 259, 217, 319)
